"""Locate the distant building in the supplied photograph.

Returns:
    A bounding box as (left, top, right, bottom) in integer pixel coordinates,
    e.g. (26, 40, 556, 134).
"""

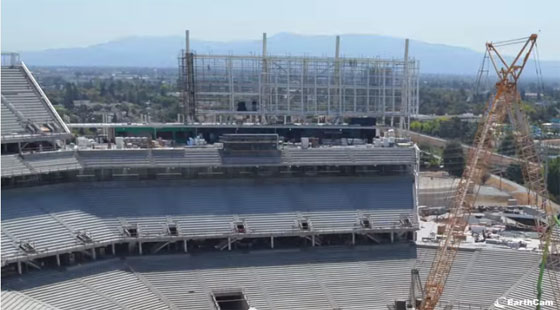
(72, 99, 92, 107)
(524, 92, 542, 99)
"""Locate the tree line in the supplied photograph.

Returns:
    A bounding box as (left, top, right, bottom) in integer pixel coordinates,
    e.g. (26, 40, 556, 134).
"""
(410, 117, 478, 144)
(45, 78, 181, 123)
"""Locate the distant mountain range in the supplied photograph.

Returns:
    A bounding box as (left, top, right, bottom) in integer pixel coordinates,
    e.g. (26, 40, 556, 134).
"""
(16, 33, 560, 78)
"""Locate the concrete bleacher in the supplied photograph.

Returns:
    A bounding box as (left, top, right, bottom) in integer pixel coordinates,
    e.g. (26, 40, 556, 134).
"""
(1, 208, 83, 259)
(1, 176, 416, 264)
(1, 191, 120, 262)
(150, 147, 222, 167)
(282, 146, 415, 166)
(47, 210, 120, 244)
(23, 151, 81, 173)
(184, 148, 222, 166)
(124, 245, 419, 310)
(283, 148, 351, 165)
(3, 261, 170, 310)
(454, 249, 539, 304)
(350, 147, 416, 165)
(1, 230, 20, 266)
(80, 269, 170, 310)
(220, 154, 283, 166)
(151, 149, 186, 167)
(77, 150, 151, 168)
(1, 155, 32, 177)
(1, 64, 69, 143)
(1, 245, 547, 310)
(415, 247, 542, 308)
(1, 68, 54, 125)
(1, 145, 417, 179)
(496, 266, 559, 310)
(1, 99, 26, 136)
(1, 290, 60, 310)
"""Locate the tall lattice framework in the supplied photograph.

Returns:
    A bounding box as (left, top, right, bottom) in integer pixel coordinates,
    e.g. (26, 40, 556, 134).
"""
(178, 32, 419, 127)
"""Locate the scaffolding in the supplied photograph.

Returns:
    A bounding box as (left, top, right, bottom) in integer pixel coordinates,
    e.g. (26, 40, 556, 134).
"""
(179, 31, 419, 128)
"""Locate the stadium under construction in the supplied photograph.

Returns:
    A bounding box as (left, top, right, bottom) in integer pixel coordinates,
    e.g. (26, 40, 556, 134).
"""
(64, 31, 419, 145)
(0, 32, 558, 310)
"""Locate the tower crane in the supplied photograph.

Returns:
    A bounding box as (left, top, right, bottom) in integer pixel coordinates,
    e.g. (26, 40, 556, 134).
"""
(419, 34, 560, 310)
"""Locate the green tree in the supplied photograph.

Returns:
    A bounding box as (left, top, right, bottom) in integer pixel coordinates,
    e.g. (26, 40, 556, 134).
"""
(439, 117, 462, 139)
(548, 157, 560, 202)
(498, 133, 516, 156)
(442, 140, 465, 178)
(410, 121, 422, 132)
(505, 163, 524, 184)
(63, 83, 77, 109)
(53, 105, 70, 119)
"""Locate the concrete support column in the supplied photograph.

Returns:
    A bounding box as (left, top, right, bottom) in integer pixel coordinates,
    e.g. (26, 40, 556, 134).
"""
(270, 236, 275, 249)
(183, 239, 188, 253)
(91, 248, 96, 260)
(312, 235, 316, 247)
(56, 254, 61, 267)
(351, 233, 356, 245)
(17, 261, 22, 274)
(390, 232, 394, 243)
(139, 242, 143, 255)
(227, 237, 232, 251)
(111, 243, 116, 255)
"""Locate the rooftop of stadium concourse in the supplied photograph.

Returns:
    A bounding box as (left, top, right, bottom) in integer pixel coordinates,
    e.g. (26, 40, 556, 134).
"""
(2, 245, 555, 310)
(66, 122, 380, 129)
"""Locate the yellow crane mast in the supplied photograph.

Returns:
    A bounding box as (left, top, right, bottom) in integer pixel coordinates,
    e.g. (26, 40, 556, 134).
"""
(420, 34, 560, 310)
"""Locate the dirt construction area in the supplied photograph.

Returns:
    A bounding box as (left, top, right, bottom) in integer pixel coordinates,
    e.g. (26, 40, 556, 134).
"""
(418, 171, 560, 211)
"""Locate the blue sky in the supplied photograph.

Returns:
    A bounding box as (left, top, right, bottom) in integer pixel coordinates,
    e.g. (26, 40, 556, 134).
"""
(2, 0, 559, 60)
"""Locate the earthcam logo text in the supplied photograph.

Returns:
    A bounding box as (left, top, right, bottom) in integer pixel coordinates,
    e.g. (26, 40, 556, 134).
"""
(494, 297, 554, 308)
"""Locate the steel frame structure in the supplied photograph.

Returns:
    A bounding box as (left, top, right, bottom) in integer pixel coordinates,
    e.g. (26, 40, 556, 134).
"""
(179, 32, 419, 127)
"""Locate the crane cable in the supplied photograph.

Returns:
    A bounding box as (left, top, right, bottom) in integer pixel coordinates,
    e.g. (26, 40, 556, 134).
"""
(533, 42, 545, 99)
(532, 39, 559, 310)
